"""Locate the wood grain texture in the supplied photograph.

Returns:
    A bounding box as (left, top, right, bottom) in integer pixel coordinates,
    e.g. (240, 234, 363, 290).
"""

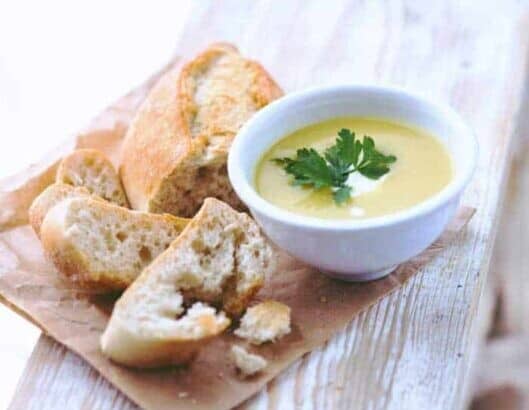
(9, 336, 139, 410)
(9, 1, 529, 409)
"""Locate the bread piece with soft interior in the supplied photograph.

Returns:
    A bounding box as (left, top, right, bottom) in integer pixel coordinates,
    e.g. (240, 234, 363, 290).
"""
(133, 198, 274, 316)
(230, 345, 267, 377)
(235, 300, 291, 344)
(100, 198, 275, 368)
(101, 300, 229, 368)
(28, 183, 100, 236)
(57, 148, 129, 207)
(40, 197, 188, 291)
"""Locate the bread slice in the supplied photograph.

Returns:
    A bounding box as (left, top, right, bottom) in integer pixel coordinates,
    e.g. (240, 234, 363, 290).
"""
(133, 198, 272, 316)
(28, 183, 101, 236)
(234, 300, 291, 344)
(120, 43, 283, 217)
(99, 198, 274, 368)
(230, 345, 267, 377)
(101, 301, 229, 368)
(57, 149, 129, 207)
(30, 149, 128, 236)
(40, 197, 189, 291)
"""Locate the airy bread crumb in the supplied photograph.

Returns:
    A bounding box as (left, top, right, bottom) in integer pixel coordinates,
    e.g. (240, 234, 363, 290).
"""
(28, 183, 100, 236)
(230, 345, 267, 377)
(235, 300, 291, 344)
(40, 197, 188, 291)
(124, 198, 274, 316)
(57, 149, 129, 207)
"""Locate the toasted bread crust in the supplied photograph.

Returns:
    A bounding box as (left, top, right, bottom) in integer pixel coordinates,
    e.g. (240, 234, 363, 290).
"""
(120, 43, 282, 217)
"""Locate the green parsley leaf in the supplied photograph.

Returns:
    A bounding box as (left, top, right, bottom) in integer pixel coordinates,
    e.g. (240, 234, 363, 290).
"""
(358, 163, 391, 179)
(336, 128, 362, 166)
(273, 129, 396, 205)
(333, 186, 352, 204)
(274, 148, 333, 189)
(354, 136, 396, 179)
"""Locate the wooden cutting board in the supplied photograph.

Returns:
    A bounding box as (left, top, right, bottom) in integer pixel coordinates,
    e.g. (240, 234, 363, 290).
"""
(8, 1, 529, 409)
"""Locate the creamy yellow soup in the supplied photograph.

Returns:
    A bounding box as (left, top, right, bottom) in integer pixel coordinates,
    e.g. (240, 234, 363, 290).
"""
(255, 117, 453, 219)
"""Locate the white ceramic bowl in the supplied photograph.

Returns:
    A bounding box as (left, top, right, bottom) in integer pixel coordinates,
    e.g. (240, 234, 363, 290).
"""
(228, 85, 477, 281)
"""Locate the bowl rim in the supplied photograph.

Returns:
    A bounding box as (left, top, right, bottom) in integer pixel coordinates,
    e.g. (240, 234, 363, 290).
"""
(228, 84, 477, 231)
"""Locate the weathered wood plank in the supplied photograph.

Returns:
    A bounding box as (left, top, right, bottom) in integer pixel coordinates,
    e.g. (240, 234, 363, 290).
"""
(10, 1, 529, 409)
(9, 336, 138, 410)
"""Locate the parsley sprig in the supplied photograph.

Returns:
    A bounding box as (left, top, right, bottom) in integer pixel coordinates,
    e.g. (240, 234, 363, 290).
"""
(273, 129, 396, 204)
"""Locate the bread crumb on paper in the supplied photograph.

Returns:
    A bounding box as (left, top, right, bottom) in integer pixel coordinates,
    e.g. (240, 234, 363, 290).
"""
(230, 345, 267, 377)
(235, 300, 291, 345)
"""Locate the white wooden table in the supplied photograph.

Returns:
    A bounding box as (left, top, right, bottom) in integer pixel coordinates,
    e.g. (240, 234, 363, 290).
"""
(3, 1, 529, 409)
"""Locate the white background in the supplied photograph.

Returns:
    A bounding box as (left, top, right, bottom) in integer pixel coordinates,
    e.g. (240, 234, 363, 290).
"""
(0, 1, 192, 407)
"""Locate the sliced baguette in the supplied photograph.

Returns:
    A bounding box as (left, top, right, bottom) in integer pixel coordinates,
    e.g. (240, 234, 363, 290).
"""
(100, 198, 274, 368)
(40, 197, 189, 291)
(120, 43, 283, 217)
(234, 300, 291, 344)
(135, 197, 273, 316)
(57, 149, 129, 207)
(101, 301, 229, 368)
(28, 183, 101, 236)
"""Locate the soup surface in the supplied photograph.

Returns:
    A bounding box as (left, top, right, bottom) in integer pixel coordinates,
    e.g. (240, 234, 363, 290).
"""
(255, 117, 453, 219)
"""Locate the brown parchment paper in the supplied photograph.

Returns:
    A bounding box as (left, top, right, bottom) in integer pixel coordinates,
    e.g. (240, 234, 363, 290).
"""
(0, 57, 474, 410)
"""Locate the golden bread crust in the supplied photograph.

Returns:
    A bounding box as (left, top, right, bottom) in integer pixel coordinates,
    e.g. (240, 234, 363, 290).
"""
(120, 43, 282, 217)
